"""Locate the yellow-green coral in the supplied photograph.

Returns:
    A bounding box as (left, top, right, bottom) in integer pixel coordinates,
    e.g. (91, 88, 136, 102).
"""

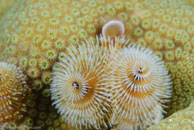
(0, 0, 19, 20)
(148, 100, 194, 130)
(0, 0, 194, 129)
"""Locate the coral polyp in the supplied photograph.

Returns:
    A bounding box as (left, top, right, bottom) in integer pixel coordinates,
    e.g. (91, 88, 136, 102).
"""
(0, 62, 28, 124)
(108, 45, 172, 129)
(51, 42, 111, 129)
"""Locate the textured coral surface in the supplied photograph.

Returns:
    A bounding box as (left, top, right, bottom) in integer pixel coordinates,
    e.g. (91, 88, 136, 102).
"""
(148, 100, 194, 130)
(0, 0, 194, 129)
(0, 0, 19, 19)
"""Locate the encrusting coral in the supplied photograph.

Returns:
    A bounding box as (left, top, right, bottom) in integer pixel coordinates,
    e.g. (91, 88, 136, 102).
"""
(148, 100, 194, 130)
(51, 41, 112, 129)
(0, 0, 194, 129)
(108, 44, 171, 129)
(0, 0, 19, 20)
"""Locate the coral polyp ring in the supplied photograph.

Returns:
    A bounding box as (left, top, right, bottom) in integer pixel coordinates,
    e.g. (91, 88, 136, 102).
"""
(0, 62, 28, 124)
(108, 44, 172, 129)
(51, 42, 111, 129)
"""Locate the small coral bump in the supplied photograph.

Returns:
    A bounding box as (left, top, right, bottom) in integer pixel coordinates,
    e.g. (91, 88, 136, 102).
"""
(142, 19, 151, 30)
(32, 80, 43, 91)
(46, 49, 57, 60)
(27, 67, 40, 79)
(102, 20, 125, 38)
(51, 40, 111, 129)
(0, 62, 28, 124)
(41, 71, 52, 84)
(54, 39, 65, 50)
(108, 44, 172, 129)
(134, 27, 144, 37)
(39, 58, 50, 70)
